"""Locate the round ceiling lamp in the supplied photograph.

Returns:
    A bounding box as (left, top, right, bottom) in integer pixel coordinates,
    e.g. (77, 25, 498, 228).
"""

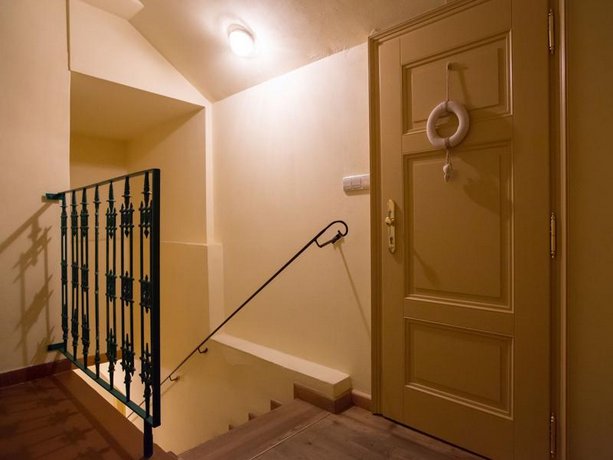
(228, 25, 255, 57)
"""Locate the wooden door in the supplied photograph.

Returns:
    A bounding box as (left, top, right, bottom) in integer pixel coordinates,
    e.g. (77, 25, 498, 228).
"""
(371, 0, 550, 458)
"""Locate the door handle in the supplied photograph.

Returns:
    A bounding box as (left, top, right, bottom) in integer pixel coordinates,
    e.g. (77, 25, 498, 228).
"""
(385, 199, 396, 254)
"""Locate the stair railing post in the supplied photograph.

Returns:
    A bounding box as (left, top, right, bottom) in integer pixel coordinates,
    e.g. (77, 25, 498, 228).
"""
(144, 422, 153, 458)
(151, 169, 161, 428)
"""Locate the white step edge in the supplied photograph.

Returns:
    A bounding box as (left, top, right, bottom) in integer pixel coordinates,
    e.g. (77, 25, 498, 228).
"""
(212, 332, 352, 399)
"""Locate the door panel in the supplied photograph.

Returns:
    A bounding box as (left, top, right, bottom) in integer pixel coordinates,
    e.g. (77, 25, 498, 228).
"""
(405, 319, 512, 413)
(405, 144, 511, 305)
(373, 0, 550, 458)
(404, 35, 510, 132)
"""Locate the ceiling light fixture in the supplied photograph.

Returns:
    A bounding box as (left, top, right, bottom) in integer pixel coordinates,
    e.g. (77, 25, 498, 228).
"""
(228, 25, 255, 57)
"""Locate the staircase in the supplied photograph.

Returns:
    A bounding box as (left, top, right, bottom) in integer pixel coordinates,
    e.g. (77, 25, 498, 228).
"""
(182, 400, 326, 460)
(0, 370, 483, 460)
(179, 400, 483, 460)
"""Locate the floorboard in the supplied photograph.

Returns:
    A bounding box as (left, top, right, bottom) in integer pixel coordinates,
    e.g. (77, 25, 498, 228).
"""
(0, 372, 173, 460)
(0, 372, 484, 460)
(255, 407, 483, 460)
(181, 403, 484, 460)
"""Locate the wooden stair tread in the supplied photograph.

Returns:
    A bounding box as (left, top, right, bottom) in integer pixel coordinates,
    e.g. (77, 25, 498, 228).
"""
(180, 399, 328, 460)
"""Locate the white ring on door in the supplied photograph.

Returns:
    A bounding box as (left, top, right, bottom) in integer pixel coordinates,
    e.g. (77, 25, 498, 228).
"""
(426, 100, 470, 149)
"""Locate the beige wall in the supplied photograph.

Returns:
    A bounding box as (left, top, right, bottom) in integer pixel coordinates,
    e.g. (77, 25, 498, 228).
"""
(567, 0, 613, 457)
(0, 0, 70, 373)
(127, 109, 210, 381)
(70, 134, 127, 188)
(0, 0, 371, 452)
(69, 0, 207, 106)
(128, 111, 207, 244)
(213, 44, 371, 393)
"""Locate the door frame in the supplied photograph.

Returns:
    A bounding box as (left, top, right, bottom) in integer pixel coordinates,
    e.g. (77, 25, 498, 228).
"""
(551, 0, 568, 458)
(368, 0, 568, 456)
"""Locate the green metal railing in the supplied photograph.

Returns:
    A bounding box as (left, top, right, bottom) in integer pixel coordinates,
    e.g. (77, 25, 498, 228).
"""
(46, 169, 161, 458)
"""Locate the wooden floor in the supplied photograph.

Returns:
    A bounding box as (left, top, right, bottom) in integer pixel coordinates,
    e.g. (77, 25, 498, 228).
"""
(0, 374, 484, 460)
(0, 372, 173, 460)
(181, 400, 484, 460)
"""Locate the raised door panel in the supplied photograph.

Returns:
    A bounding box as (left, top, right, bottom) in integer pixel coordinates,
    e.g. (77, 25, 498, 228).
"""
(404, 35, 510, 133)
(405, 143, 511, 307)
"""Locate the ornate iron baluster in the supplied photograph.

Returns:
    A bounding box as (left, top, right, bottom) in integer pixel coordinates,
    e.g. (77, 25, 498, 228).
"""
(94, 186, 101, 377)
(71, 191, 79, 359)
(106, 183, 118, 388)
(120, 182, 125, 390)
(146, 168, 161, 455)
(142, 172, 151, 240)
(60, 194, 68, 349)
(139, 172, 152, 416)
(80, 189, 90, 366)
(120, 177, 135, 400)
(150, 169, 161, 430)
(140, 343, 152, 419)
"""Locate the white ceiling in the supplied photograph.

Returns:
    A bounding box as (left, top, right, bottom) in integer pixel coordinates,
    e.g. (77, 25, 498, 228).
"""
(129, 0, 445, 101)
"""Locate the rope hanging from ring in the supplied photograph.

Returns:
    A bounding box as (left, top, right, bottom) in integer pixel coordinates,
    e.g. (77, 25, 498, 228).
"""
(425, 62, 470, 182)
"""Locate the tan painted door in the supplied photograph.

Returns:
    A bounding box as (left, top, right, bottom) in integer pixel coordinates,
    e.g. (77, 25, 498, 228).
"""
(373, 0, 550, 458)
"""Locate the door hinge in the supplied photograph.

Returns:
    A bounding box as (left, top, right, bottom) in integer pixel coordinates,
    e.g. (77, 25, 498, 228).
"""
(548, 8, 555, 55)
(550, 211, 557, 259)
(550, 413, 557, 458)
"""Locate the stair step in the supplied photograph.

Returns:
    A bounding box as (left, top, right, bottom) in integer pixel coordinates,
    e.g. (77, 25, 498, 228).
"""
(270, 399, 282, 411)
(229, 400, 280, 433)
(180, 399, 328, 460)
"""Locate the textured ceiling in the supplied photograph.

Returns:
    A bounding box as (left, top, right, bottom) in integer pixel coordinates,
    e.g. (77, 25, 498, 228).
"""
(130, 0, 444, 101)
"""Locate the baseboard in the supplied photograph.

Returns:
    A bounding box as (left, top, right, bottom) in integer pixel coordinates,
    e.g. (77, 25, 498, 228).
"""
(293, 383, 353, 414)
(351, 390, 372, 411)
(0, 351, 114, 388)
(0, 359, 72, 387)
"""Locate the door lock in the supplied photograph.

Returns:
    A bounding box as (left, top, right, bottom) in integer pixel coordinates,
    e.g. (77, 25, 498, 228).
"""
(385, 199, 396, 253)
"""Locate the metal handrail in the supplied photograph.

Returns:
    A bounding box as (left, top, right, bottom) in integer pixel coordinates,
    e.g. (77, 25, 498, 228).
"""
(166, 219, 348, 383)
(128, 219, 348, 418)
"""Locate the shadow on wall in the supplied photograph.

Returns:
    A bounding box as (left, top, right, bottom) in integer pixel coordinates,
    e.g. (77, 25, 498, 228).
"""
(0, 203, 56, 367)
(338, 244, 370, 339)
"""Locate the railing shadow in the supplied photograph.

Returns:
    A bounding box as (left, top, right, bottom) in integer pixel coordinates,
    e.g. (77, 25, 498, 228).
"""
(0, 203, 56, 368)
